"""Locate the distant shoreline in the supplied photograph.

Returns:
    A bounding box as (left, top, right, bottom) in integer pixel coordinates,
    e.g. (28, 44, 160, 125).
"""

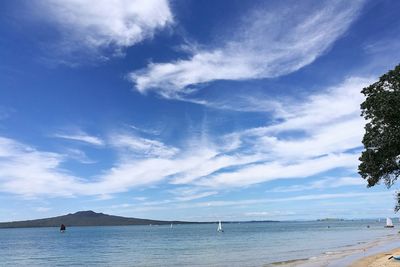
(0, 220, 280, 229)
(0, 210, 279, 229)
(0, 210, 389, 229)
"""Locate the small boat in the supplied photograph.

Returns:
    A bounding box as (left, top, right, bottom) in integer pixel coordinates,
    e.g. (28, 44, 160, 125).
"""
(217, 220, 224, 232)
(60, 224, 66, 233)
(170, 223, 173, 229)
(385, 217, 394, 228)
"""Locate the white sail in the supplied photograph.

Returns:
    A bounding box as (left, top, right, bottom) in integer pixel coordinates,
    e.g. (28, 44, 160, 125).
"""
(170, 223, 173, 228)
(386, 217, 393, 227)
(217, 220, 223, 232)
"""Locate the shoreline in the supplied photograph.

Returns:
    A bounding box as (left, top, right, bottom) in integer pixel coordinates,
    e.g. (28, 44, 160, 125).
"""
(268, 233, 400, 267)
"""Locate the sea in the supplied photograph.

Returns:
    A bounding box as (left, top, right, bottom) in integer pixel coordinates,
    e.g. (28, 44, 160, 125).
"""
(0, 220, 398, 266)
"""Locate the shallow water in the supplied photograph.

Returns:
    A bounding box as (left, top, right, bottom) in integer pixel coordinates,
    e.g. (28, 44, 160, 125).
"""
(0, 220, 397, 266)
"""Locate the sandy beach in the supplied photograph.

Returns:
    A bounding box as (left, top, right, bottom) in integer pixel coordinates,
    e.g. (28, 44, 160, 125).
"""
(267, 233, 400, 267)
(349, 248, 400, 267)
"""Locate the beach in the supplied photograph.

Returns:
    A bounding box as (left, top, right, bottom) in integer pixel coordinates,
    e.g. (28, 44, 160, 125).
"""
(269, 232, 400, 267)
(349, 248, 400, 267)
(303, 237, 400, 267)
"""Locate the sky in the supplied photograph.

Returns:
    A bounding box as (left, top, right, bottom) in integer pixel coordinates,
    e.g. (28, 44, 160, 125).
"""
(0, 0, 399, 222)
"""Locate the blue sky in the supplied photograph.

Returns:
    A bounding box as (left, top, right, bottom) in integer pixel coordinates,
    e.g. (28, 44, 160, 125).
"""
(0, 0, 399, 222)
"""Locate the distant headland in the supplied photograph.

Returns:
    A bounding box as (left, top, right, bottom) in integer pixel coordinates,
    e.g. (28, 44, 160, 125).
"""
(0, 210, 188, 228)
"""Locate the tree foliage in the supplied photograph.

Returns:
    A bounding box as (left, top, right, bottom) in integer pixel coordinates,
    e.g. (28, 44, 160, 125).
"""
(359, 64, 400, 209)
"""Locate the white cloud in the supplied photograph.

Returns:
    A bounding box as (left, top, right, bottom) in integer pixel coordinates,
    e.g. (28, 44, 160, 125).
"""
(197, 153, 359, 188)
(34, 0, 173, 58)
(168, 187, 218, 201)
(0, 137, 81, 197)
(172, 94, 288, 114)
(182, 77, 371, 188)
(129, 0, 364, 97)
(108, 191, 394, 213)
(269, 176, 366, 193)
(262, 77, 372, 134)
(53, 131, 104, 146)
(84, 148, 220, 195)
(190, 191, 394, 208)
(224, 77, 372, 161)
(0, 76, 374, 198)
(170, 152, 263, 184)
(129, 124, 161, 135)
(64, 148, 96, 164)
(109, 133, 178, 158)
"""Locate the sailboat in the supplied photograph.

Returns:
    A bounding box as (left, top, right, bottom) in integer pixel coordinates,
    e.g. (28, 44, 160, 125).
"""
(217, 220, 224, 232)
(385, 217, 394, 228)
(60, 224, 66, 233)
(170, 223, 173, 229)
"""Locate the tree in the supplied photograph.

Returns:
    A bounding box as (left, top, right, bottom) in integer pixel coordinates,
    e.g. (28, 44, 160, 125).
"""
(359, 64, 400, 210)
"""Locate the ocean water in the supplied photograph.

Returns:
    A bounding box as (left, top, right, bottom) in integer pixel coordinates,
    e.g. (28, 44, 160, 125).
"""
(0, 220, 397, 266)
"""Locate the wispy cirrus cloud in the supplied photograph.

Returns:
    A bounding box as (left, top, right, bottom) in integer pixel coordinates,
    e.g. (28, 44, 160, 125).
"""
(128, 124, 162, 136)
(100, 191, 394, 217)
(32, 0, 173, 60)
(268, 177, 365, 193)
(225, 77, 372, 156)
(64, 148, 96, 164)
(186, 191, 394, 209)
(84, 148, 220, 195)
(191, 77, 371, 188)
(259, 77, 371, 134)
(109, 133, 178, 158)
(197, 153, 359, 188)
(0, 137, 80, 197)
(129, 0, 364, 97)
(168, 187, 218, 201)
(0, 76, 372, 198)
(53, 131, 104, 146)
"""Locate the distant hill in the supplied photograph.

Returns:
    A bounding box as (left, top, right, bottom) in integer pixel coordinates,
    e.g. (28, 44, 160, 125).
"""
(0, 211, 187, 228)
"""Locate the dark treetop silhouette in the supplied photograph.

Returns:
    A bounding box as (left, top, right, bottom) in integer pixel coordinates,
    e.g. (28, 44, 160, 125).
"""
(359, 64, 400, 210)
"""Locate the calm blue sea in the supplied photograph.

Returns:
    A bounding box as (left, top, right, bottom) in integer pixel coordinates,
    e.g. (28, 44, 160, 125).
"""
(0, 220, 397, 266)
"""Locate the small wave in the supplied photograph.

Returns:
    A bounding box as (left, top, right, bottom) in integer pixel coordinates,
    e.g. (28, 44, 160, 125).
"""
(324, 251, 339, 255)
(267, 257, 310, 266)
